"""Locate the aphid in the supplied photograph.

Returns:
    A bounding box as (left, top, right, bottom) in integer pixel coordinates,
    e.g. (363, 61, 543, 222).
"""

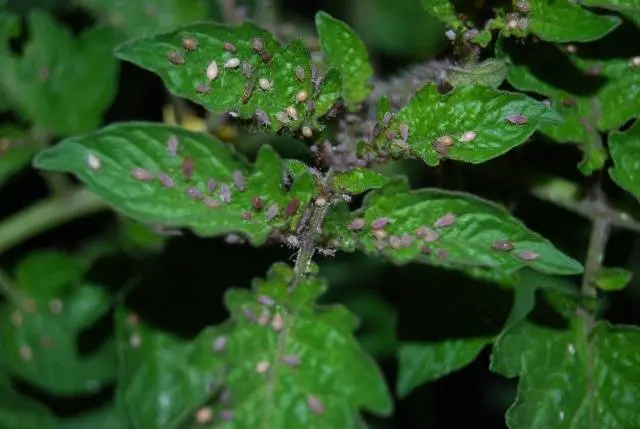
(129, 333, 142, 348)
(252, 196, 263, 210)
(213, 336, 227, 352)
(307, 395, 324, 415)
(460, 131, 477, 143)
(242, 61, 252, 78)
(258, 78, 272, 91)
(382, 112, 392, 128)
(342, 194, 352, 203)
(86, 153, 101, 170)
(518, 250, 539, 261)
(242, 211, 252, 220)
(507, 19, 518, 29)
(416, 226, 439, 242)
(10, 310, 22, 327)
(399, 123, 409, 141)
(233, 170, 245, 191)
(158, 173, 174, 188)
(271, 313, 284, 331)
(206, 60, 218, 81)
(252, 37, 264, 52)
(286, 106, 298, 120)
(167, 134, 179, 156)
(182, 37, 198, 51)
(517, 17, 528, 30)
(505, 114, 528, 125)
(302, 126, 313, 138)
(629, 56, 640, 68)
(207, 178, 217, 193)
(373, 229, 388, 241)
(203, 197, 221, 208)
(255, 360, 270, 374)
(421, 245, 432, 255)
(194, 407, 213, 424)
(182, 158, 193, 181)
(226, 233, 245, 245)
(375, 239, 387, 251)
(257, 311, 270, 326)
(49, 298, 62, 314)
(242, 83, 254, 104)
(437, 135, 454, 147)
(282, 354, 300, 367)
(372, 217, 390, 230)
(434, 212, 456, 228)
(296, 90, 308, 103)
(20, 345, 32, 361)
(258, 295, 274, 307)
(315, 197, 326, 207)
(399, 233, 414, 247)
(306, 101, 315, 113)
(566, 44, 578, 54)
(131, 167, 153, 181)
(195, 83, 210, 94)
(389, 235, 402, 249)
(255, 109, 271, 126)
(385, 130, 396, 140)
(242, 306, 255, 321)
(260, 50, 271, 63)
(220, 410, 234, 421)
(348, 217, 366, 231)
(220, 184, 232, 203)
(225, 57, 241, 69)
(167, 51, 184, 65)
(223, 41, 237, 52)
(276, 111, 290, 124)
(285, 198, 300, 218)
(492, 240, 514, 251)
(436, 248, 448, 259)
(186, 187, 202, 199)
(445, 29, 456, 41)
(295, 66, 305, 81)
(266, 204, 279, 221)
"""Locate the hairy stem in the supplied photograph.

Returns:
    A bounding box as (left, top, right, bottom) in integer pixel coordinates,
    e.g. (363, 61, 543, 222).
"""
(0, 187, 108, 255)
(581, 216, 610, 305)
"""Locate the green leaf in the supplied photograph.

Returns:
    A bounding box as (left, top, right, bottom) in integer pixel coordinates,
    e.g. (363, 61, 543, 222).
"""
(118, 217, 167, 256)
(0, 12, 20, 112)
(324, 178, 583, 275)
(332, 168, 389, 195)
(580, 0, 640, 28)
(0, 11, 121, 135)
(525, 0, 621, 42)
(33, 123, 317, 246)
(421, 0, 464, 30)
(500, 45, 640, 175)
(609, 120, 640, 200)
(386, 83, 560, 166)
(0, 252, 115, 395)
(77, 0, 211, 37)
(447, 59, 509, 89)
(217, 263, 393, 426)
(315, 11, 373, 108)
(0, 126, 36, 186)
(491, 321, 640, 428)
(115, 307, 227, 429)
(594, 267, 633, 291)
(0, 387, 56, 429)
(115, 23, 318, 131)
(313, 68, 342, 119)
(396, 338, 489, 398)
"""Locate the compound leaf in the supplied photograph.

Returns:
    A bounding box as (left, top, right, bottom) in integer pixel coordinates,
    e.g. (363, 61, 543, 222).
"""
(0, 10, 121, 135)
(0, 252, 115, 396)
(384, 84, 560, 166)
(214, 262, 393, 427)
(315, 12, 373, 108)
(608, 120, 640, 200)
(78, 0, 211, 37)
(115, 22, 320, 131)
(396, 338, 489, 398)
(115, 308, 227, 429)
(491, 321, 640, 428)
(324, 178, 583, 276)
(501, 44, 640, 175)
(33, 123, 316, 246)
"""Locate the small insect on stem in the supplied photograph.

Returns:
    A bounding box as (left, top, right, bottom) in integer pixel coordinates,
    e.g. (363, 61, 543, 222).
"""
(505, 114, 528, 125)
(255, 109, 271, 126)
(242, 84, 254, 104)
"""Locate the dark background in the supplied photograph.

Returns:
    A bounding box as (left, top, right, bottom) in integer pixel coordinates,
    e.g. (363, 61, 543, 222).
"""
(1, 0, 640, 427)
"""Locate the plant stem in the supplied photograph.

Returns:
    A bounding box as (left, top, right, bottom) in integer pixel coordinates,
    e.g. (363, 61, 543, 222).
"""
(292, 201, 326, 288)
(0, 187, 108, 255)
